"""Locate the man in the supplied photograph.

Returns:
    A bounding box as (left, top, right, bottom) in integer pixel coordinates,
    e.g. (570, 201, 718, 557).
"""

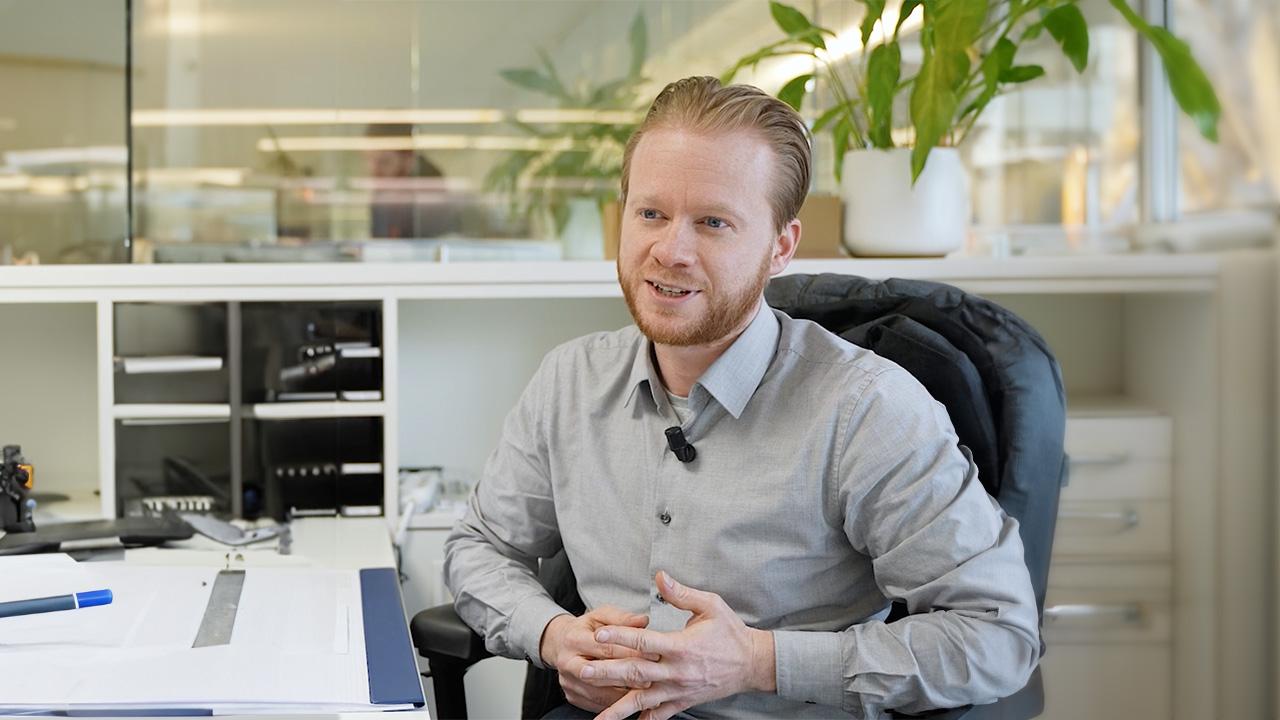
(363, 123, 458, 239)
(444, 76, 1039, 720)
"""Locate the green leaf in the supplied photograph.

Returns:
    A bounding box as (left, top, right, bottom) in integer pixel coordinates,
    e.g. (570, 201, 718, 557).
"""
(895, 0, 924, 38)
(961, 37, 1015, 122)
(1108, 0, 1221, 141)
(939, 43, 971, 89)
(1020, 20, 1045, 41)
(788, 28, 829, 49)
(1043, 4, 1089, 73)
(588, 77, 633, 108)
(909, 48, 967, 182)
(866, 42, 901, 148)
(833, 115, 854, 183)
(721, 44, 815, 84)
(811, 102, 851, 134)
(499, 68, 565, 99)
(933, 0, 989, 51)
(778, 74, 813, 111)
(1148, 26, 1221, 140)
(999, 64, 1046, 82)
(536, 49, 572, 102)
(859, 0, 887, 45)
(628, 11, 648, 79)
(770, 2, 813, 36)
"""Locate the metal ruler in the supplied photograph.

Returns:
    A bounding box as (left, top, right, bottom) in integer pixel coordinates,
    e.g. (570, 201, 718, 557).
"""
(192, 569, 245, 647)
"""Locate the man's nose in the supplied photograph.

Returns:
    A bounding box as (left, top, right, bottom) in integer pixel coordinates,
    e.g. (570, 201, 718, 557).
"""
(651, 222, 697, 267)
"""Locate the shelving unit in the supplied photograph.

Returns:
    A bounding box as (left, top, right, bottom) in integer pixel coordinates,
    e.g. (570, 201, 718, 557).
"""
(93, 297, 395, 521)
(0, 252, 1274, 720)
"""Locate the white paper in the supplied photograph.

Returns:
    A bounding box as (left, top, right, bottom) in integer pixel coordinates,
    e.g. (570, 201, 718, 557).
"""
(0, 562, 410, 714)
(0, 553, 90, 602)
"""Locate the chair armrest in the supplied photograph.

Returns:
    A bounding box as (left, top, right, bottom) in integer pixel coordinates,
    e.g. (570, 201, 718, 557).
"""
(410, 603, 492, 666)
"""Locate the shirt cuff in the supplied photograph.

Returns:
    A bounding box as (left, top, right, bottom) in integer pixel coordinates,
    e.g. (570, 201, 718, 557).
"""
(509, 593, 570, 670)
(773, 630, 846, 710)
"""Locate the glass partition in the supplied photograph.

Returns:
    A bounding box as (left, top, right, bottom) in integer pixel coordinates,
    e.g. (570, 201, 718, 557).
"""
(0, 0, 127, 264)
(0, 0, 1259, 264)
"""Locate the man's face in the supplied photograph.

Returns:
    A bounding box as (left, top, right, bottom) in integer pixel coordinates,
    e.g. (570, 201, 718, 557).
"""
(366, 149, 413, 178)
(618, 127, 793, 347)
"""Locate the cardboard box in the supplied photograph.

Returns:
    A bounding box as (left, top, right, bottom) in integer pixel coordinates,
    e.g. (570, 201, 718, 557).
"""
(794, 193, 846, 258)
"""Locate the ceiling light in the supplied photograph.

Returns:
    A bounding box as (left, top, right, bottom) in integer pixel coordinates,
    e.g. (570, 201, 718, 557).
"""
(132, 108, 505, 127)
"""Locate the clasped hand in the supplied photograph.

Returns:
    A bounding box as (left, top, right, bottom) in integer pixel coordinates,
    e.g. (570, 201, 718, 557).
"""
(542, 571, 775, 720)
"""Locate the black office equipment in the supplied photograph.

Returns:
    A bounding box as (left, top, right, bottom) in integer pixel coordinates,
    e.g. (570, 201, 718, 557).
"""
(411, 274, 1067, 720)
(0, 515, 194, 555)
(0, 445, 36, 533)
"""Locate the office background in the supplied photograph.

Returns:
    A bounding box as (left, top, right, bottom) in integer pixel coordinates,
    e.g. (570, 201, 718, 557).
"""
(0, 1, 1277, 718)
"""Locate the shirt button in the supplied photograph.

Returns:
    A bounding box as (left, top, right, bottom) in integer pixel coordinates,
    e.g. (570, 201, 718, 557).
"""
(659, 511, 672, 525)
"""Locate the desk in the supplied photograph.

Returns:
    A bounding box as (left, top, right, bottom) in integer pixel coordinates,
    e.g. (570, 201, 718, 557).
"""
(0, 517, 426, 716)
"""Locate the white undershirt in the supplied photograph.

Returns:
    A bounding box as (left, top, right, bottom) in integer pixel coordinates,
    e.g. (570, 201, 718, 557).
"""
(663, 388, 691, 426)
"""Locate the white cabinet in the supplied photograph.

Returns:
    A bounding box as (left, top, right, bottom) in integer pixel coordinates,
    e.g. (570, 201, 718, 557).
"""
(1041, 409, 1173, 719)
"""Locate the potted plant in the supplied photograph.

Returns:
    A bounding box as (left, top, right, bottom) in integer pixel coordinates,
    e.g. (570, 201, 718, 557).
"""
(724, 0, 1221, 256)
(487, 11, 649, 259)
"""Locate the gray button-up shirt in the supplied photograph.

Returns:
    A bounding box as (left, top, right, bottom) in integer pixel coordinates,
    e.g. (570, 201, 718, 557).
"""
(444, 303, 1039, 718)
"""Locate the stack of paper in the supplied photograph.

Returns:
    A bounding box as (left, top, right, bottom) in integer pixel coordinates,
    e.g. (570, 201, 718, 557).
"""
(0, 554, 420, 714)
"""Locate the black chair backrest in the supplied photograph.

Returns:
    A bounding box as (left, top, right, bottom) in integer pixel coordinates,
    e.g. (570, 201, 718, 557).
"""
(765, 274, 1067, 619)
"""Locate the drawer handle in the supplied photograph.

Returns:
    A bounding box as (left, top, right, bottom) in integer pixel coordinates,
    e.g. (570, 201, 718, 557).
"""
(1068, 452, 1131, 467)
(1059, 508, 1140, 531)
(1045, 603, 1142, 626)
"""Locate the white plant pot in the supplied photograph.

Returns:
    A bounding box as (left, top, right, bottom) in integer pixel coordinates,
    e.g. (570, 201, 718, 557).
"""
(559, 197, 605, 260)
(840, 147, 970, 257)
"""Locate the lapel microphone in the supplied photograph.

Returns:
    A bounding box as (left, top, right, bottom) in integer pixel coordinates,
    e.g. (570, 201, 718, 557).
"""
(664, 427, 697, 463)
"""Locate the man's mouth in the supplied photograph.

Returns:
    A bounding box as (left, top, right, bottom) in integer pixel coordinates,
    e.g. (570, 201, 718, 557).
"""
(647, 280, 695, 297)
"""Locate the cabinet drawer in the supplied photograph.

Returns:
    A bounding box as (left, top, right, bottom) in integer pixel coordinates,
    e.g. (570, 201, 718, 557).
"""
(1065, 416, 1172, 459)
(1063, 416, 1172, 501)
(1053, 499, 1171, 559)
(1039, 643, 1171, 720)
(1043, 577, 1171, 645)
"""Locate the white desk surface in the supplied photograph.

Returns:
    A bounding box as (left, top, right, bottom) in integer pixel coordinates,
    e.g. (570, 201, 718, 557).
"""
(118, 516, 398, 570)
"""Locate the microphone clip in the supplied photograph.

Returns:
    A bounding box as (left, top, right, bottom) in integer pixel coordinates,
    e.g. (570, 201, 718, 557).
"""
(664, 427, 697, 463)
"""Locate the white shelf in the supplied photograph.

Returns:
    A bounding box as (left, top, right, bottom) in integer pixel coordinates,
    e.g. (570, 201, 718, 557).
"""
(115, 355, 223, 374)
(0, 255, 1224, 303)
(246, 401, 387, 420)
(113, 404, 231, 420)
(340, 462, 383, 475)
(338, 346, 382, 359)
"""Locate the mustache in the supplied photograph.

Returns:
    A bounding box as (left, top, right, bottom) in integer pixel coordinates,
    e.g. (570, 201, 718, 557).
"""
(637, 271, 703, 292)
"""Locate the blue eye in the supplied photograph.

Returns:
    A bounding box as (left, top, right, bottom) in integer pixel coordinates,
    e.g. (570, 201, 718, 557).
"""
(640, 208, 660, 220)
(704, 217, 727, 229)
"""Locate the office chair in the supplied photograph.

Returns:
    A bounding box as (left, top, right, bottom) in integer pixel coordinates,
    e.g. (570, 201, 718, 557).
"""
(412, 274, 1067, 719)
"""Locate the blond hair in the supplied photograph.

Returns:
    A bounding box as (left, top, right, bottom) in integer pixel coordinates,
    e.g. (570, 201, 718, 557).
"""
(620, 76, 811, 234)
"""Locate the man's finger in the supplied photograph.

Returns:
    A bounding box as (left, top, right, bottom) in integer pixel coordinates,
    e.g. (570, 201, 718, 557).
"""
(641, 701, 689, 720)
(579, 658, 672, 687)
(588, 605, 650, 628)
(595, 625, 680, 657)
(594, 685, 676, 720)
(655, 570, 720, 615)
(588, 636, 659, 662)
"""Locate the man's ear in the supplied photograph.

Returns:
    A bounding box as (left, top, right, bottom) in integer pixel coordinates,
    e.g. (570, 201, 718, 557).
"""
(770, 217, 802, 275)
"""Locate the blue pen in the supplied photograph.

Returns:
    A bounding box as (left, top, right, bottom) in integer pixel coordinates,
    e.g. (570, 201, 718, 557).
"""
(0, 589, 112, 619)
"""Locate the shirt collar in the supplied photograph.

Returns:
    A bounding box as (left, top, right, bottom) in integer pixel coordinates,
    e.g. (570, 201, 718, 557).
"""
(623, 334, 667, 414)
(622, 301, 781, 420)
(692, 302, 780, 419)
